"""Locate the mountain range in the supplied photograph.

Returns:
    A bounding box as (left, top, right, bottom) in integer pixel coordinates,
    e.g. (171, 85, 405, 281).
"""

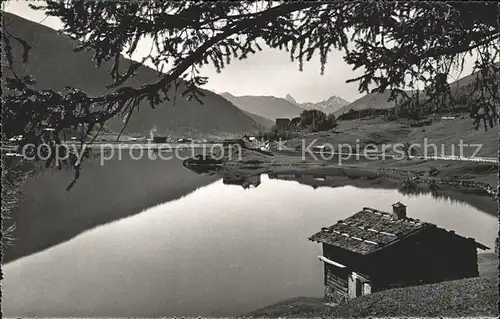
(334, 66, 498, 116)
(2, 12, 262, 137)
(334, 91, 402, 116)
(286, 94, 350, 114)
(223, 75, 482, 122)
(221, 92, 350, 123)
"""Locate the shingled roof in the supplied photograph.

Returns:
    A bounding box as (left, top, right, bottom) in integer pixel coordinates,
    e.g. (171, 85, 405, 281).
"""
(308, 207, 432, 255)
(309, 207, 489, 254)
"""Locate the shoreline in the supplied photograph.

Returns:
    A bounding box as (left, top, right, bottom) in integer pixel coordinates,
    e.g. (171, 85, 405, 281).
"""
(215, 150, 498, 213)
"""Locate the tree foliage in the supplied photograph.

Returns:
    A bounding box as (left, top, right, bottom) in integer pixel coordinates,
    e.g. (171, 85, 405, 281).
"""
(2, 1, 499, 149)
(324, 113, 338, 131)
(1, 156, 31, 246)
(298, 109, 337, 131)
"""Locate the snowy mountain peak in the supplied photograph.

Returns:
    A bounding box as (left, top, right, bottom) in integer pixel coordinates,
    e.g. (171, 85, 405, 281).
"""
(296, 95, 350, 114)
(285, 94, 297, 105)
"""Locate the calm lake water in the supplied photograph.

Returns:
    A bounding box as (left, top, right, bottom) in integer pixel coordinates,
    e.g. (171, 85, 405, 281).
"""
(2, 173, 497, 317)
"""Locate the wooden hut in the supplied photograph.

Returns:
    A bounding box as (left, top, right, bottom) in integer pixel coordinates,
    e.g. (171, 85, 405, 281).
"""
(152, 136, 168, 143)
(290, 116, 301, 127)
(308, 203, 489, 303)
(275, 118, 291, 128)
(222, 138, 245, 147)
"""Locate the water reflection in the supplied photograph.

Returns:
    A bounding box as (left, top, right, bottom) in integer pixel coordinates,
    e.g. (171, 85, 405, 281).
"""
(2, 171, 497, 318)
(3, 153, 219, 264)
(223, 174, 261, 189)
(183, 163, 496, 211)
(182, 161, 267, 189)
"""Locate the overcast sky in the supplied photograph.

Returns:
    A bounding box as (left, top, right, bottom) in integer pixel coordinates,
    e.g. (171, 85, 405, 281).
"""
(3, 1, 477, 103)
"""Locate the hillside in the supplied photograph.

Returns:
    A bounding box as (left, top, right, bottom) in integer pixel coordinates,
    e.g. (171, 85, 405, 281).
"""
(2, 12, 260, 137)
(289, 94, 350, 114)
(327, 277, 498, 317)
(248, 277, 498, 318)
(286, 116, 498, 158)
(220, 92, 303, 121)
(335, 91, 402, 115)
(241, 110, 275, 130)
(336, 66, 499, 117)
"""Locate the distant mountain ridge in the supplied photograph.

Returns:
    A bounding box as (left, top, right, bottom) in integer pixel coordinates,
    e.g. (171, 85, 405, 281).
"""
(220, 92, 350, 122)
(2, 12, 261, 137)
(220, 92, 303, 121)
(335, 67, 499, 117)
(334, 91, 401, 116)
(287, 94, 350, 114)
(285, 94, 298, 105)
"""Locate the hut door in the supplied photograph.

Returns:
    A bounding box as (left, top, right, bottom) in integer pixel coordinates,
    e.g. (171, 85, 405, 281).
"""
(355, 278, 362, 297)
(348, 274, 363, 299)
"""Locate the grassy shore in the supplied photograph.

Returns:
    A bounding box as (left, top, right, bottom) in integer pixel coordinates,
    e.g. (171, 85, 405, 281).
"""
(246, 253, 499, 317)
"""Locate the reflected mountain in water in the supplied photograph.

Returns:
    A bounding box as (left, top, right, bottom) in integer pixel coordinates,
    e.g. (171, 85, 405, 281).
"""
(268, 172, 384, 191)
(3, 154, 219, 264)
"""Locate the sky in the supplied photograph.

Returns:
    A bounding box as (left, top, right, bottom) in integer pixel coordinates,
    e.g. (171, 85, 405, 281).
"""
(3, 1, 477, 104)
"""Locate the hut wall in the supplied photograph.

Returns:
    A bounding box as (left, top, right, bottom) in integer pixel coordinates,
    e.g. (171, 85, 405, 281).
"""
(321, 243, 373, 301)
(366, 228, 480, 290)
(319, 227, 481, 298)
(275, 118, 291, 128)
(322, 243, 363, 267)
(324, 263, 349, 302)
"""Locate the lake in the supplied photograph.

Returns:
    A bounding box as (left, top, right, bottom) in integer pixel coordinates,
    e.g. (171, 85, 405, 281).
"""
(2, 162, 497, 317)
